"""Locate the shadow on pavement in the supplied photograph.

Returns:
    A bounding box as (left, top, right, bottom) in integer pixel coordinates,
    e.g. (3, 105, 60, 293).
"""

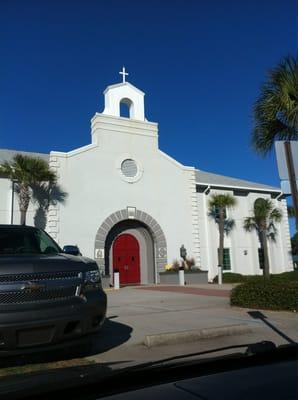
(247, 311, 296, 344)
(87, 316, 133, 355)
(0, 317, 133, 368)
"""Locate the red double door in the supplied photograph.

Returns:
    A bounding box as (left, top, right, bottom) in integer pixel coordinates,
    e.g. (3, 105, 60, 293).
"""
(112, 234, 140, 285)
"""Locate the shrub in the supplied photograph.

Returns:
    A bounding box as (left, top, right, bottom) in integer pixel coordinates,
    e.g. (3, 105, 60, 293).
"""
(213, 271, 298, 284)
(172, 259, 181, 271)
(185, 267, 204, 273)
(230, 281, 298, 312)
(270, 271, 298, 282)
(185, 257, 196, 270)
(213, 272, 246, 283)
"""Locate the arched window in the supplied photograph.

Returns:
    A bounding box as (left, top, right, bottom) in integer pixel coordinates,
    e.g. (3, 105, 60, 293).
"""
(119, 98, 133, 118)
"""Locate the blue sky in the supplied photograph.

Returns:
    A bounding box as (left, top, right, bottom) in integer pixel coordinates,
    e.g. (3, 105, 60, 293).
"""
(0, 0, 297, 191)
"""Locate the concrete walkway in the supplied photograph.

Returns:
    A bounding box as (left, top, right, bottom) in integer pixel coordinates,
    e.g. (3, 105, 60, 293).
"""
(137, 285, 231, 297)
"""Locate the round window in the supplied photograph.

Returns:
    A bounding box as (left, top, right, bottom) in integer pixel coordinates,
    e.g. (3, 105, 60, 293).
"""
(121, 159, 138, 178)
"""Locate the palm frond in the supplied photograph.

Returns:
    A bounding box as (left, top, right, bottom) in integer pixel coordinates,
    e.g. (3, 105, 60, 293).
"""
(252, 54, 298, 155)
(1, 154, 57, 185)
(270, 208, 283, 223)
(224, 218, 235, 235)
(208, 193, 237, 211)
(267, 221, 278, 240)
(254, 198, 274, 219)
(0, 161, 14, 179)
(243, 217, 256, 232)
(208, 208, 219, 222)
(244, 198, 282, 240)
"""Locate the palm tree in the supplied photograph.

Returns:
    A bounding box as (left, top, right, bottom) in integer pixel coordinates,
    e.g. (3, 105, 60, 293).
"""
(208, 194, 237, 284)
(0, 154, 57, 225)
(31, 181, 68, 229)
(243, 198, 282, 279)
(252, 55, 298, 230)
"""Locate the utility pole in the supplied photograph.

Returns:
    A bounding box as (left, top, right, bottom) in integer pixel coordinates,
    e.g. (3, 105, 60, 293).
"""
(284, 141, 298, 232)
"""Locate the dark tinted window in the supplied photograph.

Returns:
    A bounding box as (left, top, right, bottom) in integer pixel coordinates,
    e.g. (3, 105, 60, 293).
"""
(0, 227, 60, 255)
(218, 248, 231, 270)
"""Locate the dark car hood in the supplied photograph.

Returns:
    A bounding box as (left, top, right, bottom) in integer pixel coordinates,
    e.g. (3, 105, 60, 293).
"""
(0, 253, 96, 275)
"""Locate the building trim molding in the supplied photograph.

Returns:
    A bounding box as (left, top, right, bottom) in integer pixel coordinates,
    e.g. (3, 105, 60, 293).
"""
(94, 208, 167, 275)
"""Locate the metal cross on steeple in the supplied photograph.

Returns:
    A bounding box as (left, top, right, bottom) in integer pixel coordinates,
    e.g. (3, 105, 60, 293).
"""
(119, 66, 129, 83)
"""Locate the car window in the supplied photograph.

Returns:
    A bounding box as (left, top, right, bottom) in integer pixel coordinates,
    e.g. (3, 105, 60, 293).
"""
(35, 229, 61, 254)
(0, 228, 60, 255)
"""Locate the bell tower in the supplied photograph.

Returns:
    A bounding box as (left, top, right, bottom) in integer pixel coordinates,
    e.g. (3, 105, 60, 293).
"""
(90, 68, 157, 149)
(102, 67, 145, 121)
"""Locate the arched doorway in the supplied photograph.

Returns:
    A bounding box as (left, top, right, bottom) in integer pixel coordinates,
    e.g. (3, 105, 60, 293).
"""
(113, 234, 140, 285)
(105, 219, 155, 284)
(94, 209, 168, 284)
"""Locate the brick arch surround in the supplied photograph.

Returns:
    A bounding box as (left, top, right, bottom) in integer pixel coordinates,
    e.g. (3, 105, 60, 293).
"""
(94, 209, 167, 276)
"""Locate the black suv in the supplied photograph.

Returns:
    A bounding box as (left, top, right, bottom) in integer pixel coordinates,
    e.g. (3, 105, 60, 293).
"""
(0, 225, 107, 353)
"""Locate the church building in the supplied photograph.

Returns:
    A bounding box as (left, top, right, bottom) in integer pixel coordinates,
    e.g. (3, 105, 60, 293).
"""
(0, 71, 293, 283)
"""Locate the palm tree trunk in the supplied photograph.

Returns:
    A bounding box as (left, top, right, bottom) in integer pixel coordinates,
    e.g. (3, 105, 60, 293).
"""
(218, 214, 225, 284)
(18, 185, 30, 225)
(20, 210, 26, 225)
(284, 141, 298, 232)
(261, 230, 270, 279)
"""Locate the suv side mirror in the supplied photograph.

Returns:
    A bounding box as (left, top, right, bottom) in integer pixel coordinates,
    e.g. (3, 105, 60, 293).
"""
(63, 245, 82, 256)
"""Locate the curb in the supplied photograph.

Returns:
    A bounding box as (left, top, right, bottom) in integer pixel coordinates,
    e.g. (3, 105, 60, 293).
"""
(143, 324, 252, 347)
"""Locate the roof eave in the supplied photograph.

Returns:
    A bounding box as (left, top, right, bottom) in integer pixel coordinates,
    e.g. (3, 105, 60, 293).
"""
(103, 82, 145, 96)
(196, 181, 282, 194)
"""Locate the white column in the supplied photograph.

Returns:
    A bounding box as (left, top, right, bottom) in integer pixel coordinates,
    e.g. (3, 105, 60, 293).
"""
(114, 271, 120, 290)
(202, 188, 211, 276)
(218, 266, 223, 285)
(179, 269, 185, 286)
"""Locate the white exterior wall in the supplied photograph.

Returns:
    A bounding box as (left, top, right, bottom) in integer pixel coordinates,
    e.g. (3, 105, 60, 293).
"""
(0, 179, 12, 224)
(197, 189, 293, 281)
(0, 178, 41, 226)
(46, 113, 198, 270)
(198, 188, 236, 280)
(269, 198, 293, 273)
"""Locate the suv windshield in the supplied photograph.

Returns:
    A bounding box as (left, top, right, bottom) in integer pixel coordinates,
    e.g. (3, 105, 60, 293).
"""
(0, 227, 61, 255)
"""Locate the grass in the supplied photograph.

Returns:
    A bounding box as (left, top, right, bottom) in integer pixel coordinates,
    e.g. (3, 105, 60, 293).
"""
(0, 357, 95, 378)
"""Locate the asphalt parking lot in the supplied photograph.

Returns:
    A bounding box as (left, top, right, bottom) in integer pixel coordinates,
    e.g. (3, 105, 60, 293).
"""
(84, 284, 298, 365)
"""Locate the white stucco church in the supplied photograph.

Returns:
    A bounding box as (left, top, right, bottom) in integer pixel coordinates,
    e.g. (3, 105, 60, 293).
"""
(0, 70, 293, 284)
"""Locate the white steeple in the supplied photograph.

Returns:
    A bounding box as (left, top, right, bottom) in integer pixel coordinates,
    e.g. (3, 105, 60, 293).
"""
(102, 69, 145, 121)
